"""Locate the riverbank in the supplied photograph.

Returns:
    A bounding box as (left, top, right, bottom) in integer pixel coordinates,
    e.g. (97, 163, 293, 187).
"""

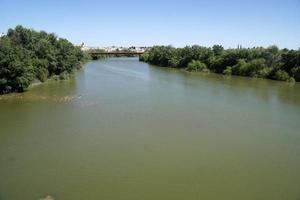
(0, 78, 79, 102)
(139, 45, 300, 83)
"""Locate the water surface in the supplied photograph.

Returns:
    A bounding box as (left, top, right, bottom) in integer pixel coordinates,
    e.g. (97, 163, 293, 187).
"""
(1, 57, 300, 200)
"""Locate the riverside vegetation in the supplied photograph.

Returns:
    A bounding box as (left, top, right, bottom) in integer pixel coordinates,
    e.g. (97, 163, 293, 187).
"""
(0, 26, 89, 94)
(2, 26, 300, 95)
(139, 45, 300, 82)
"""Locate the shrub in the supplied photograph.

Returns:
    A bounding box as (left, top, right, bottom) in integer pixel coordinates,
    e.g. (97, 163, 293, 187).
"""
(186, 60, 207, 72)
(139, 53, 149, 62)
(59, 71, 70, 80)
(287, 77, 296, 83)
(168, 57, 179, 68)
(272, 70, 290, 81)
(232, 59, 247, 75)
(36, 67, 49, 82)
(246, 59, 266, 77)
(257, 67, 272, 78)
(51, 75, 60, 81)
(291, 66, 300, 81)
(223, 66, 232, 75)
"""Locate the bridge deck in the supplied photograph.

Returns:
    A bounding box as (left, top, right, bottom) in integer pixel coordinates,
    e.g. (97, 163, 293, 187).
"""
(88, 51, 144, 55)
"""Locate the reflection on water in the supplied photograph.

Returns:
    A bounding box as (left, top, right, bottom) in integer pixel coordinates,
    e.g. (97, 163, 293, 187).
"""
(101, 63, 150, 80)
(0, 57, 300, 200)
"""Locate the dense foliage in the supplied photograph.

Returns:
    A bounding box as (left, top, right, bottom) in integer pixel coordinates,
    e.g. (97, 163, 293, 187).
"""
(0, 26, 89, 94)
(140, 45, 300, 82)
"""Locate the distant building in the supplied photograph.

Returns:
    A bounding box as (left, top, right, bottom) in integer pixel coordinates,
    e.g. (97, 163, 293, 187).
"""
(81, 45, 150, 53)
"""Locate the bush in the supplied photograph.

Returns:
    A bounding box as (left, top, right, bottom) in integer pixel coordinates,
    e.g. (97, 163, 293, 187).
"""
(291, 66, 300, 81)
(272, 70, 290, 81)
(232, 59, 247, 75)
(223, 66, 232, 75)
(287, 77, 296, 83)
(246, 59, 267, 77)
(257, 67, 272, 78)
(51, 75, 60, 81)
(168, 57, 179, 68)
(36, 67, 49, 82)
(59, 71, 70, 80)
(186, 60, 207, 72)
(139, 53, 149, 62)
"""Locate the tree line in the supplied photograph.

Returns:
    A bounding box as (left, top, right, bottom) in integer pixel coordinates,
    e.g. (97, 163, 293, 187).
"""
(139, 45, 300, 82)
(86, 48, 142, 60)
(0, 26, 89, 94)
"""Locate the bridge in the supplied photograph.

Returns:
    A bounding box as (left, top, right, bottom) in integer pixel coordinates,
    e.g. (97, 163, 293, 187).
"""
(88, 51, 144, 55)
(88, 51, 144, 59)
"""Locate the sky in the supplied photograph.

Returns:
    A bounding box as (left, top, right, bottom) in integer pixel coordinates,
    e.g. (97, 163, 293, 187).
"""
(0, 0, 299, 49)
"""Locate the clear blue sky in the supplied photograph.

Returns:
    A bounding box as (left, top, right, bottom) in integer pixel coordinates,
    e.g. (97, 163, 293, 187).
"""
(0, 0, 299, 48)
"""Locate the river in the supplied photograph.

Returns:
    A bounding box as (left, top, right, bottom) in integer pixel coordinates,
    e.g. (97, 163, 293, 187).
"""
(1, 57, 300, 200)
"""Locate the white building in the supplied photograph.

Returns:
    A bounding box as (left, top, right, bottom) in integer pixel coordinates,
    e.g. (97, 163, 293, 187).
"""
(81, 45, 150, 53)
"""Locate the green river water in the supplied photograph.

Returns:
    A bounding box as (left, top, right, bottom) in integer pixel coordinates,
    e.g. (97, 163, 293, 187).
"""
(1, 57, 300, 200)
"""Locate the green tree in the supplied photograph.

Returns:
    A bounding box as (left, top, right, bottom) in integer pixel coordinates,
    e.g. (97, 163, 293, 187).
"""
(0, 26, 88, 94)
(212, 45, 224, 56)
(140, 44, 300, 82)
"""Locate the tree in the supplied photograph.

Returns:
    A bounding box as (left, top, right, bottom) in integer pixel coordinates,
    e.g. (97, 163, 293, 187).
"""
(212, 45, 224, 56)
(140, 44, 300, 82)
(0, 26, 88, 94)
